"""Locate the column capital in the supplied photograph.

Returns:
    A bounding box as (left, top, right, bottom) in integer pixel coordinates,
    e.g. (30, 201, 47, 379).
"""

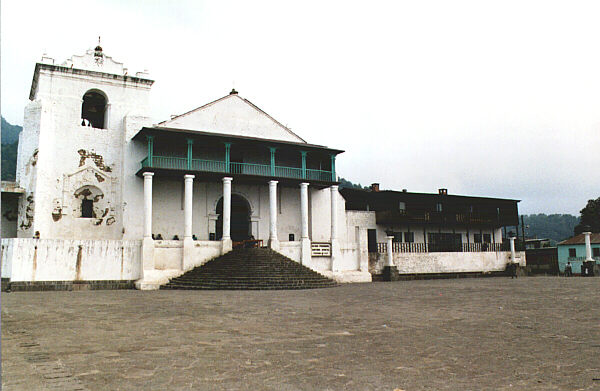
(583, 231, 592, 236)
(386, 235, 395, 240)
(146, 135, 154, 141)
(184, 174, 195, 180)
(300, 150, 308, 157)
(186, 138, 194, 145)
(224, 142, 232, 147)
(300, 182, 309, 188)
(330, 184, 339, 191)
(143, 172, 154, 178)
(269, 180, 278, 186)
(269, 146, 277, 152)
(222, 176, 233, 184)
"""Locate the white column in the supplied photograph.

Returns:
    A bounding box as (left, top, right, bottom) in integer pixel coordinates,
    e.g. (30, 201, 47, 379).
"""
(300, 183, 310, 266)
(221, 177, 233, 254)
(183, 175, 194, 239)
(386, 235, 395, 267)
(330, 185, 340, 271)
(268, 180, 279, 250)
(509, 236, 516, 263)
(182, 175, 195, 271)
(143, 172, 154, 238)
(584, 232, 593, 261)
(330, 185, 339, 240)
(300, 183, 309, 239)
(222, 177, 232, 240)
(138, 172, 156, 289)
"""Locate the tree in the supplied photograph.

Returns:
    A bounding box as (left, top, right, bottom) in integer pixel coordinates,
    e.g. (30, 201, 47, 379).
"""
(574, 197, 600, 235)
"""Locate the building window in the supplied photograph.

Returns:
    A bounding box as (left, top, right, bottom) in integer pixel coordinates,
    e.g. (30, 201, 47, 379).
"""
(399, 202, 406, 214)
(404, 232, 414, 243)
(393, 232, 402, 242)
(81, 90, 107, 129)
(483, 234, 491, 243)
(436, 203, 443, 212)
(474, 233, 482, 243)
(81, 199, 94, 218)
(74, 185, 104, 219)
(568, 248, 576, 258)
(593, 247, 600, 257)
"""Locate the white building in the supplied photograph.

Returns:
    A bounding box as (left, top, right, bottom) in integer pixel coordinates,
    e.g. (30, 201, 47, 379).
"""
(0, 46, 523, 290)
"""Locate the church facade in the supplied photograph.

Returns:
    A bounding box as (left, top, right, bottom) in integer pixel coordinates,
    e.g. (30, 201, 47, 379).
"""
(0, 46, 523, 290)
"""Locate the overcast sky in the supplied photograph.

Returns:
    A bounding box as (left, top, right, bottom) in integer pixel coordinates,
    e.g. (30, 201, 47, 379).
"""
(2, 0, 599, 215)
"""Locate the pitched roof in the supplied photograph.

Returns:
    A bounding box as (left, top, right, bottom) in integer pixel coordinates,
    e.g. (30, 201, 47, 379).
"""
(157, 93, 307, 143)
(558, 233, 600, 245)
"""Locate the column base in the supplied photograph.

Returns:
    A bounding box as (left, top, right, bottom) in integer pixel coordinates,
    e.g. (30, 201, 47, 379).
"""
(221, 238, 232, 255)
(269, 238, 280, 252)
(182, 237, 194, 271)
(382, 266, 400, 282)
(330, 239, 340, 272)
(301, 238, 311, 267)
(141, 237, 155, 272)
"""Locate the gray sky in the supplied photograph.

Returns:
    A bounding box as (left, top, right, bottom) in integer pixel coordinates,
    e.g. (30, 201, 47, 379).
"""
(2, 0, 599, 215)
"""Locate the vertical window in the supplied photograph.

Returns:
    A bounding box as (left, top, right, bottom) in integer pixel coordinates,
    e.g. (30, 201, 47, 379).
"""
(593, 247, 599, 257)
(81, 199, 94, 218)
(393, 232, 402, 242)
(474, 233, 482, 243)
(404, 232, 414, 243)
(399, 201, 406, 213)
(436, 203, 443, 212)
(568, 248, 576, 258)
(483, 234, 491, 243)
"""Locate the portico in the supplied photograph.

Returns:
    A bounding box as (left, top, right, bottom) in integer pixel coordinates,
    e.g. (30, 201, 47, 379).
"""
(135, 122, 345, 288)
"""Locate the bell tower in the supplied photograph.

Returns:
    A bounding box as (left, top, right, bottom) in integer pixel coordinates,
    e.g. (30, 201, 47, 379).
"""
(16, 44, 154, 239)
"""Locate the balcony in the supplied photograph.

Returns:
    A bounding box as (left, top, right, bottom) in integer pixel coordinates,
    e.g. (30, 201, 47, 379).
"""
(375, 210, 498, 226)
(141, 156, 334, 182)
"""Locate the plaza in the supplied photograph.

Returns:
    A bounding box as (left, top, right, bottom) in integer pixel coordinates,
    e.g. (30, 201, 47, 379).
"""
(2, 277, 599, 390)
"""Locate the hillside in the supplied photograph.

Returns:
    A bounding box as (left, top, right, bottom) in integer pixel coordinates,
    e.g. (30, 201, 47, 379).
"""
(1, 117, 22, 181)
(522, 213, 579, 243)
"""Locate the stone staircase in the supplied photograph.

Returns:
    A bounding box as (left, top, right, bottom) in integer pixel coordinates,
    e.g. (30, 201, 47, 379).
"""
(161, 247, 337, 290)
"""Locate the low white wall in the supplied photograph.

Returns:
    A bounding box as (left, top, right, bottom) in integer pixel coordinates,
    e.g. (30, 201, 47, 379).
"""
(1, 238, 142, 282)
(370, 251, 525, 275)
(154, 240, 183, 270)
(279, 241, 301, 263)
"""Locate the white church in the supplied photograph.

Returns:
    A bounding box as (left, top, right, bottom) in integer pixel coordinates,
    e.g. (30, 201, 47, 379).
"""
(0, 45, 524, 291)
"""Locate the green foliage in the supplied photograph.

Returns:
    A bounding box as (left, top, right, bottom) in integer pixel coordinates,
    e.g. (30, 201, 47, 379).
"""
(1, 116, 22, 145)
(338, 177, 369, 190)
(522, 214, 580, 243)
(1, 117, 22, 181)
(574, 197, 600, 234)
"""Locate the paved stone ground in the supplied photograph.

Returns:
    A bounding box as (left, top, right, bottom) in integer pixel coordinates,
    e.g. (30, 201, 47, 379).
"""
(2, 277, 599, 391)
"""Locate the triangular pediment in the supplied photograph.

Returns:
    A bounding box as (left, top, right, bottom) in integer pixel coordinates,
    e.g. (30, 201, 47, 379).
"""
(157, 94, 306, 143)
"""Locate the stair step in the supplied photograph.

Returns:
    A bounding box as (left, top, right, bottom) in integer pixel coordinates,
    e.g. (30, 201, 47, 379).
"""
(161, 248, 337, 290)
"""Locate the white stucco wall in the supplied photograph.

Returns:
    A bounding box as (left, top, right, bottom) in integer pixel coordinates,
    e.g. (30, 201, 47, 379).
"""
(1, 238, 141, 282)
(369, 250, 525, 275)
(159, 94, 305, 143)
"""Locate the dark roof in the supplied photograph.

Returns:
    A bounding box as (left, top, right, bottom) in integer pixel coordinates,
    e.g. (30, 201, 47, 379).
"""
(132, 126, 344, 154)
(558, 233, 600, 245)
(340, 187, 520, 206)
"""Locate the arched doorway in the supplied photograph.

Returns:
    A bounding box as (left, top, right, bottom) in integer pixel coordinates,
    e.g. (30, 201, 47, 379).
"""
(216, 194, 251, 241)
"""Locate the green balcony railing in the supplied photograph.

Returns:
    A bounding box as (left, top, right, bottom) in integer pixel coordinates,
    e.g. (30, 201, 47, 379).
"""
(142, 155, 334, 182)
